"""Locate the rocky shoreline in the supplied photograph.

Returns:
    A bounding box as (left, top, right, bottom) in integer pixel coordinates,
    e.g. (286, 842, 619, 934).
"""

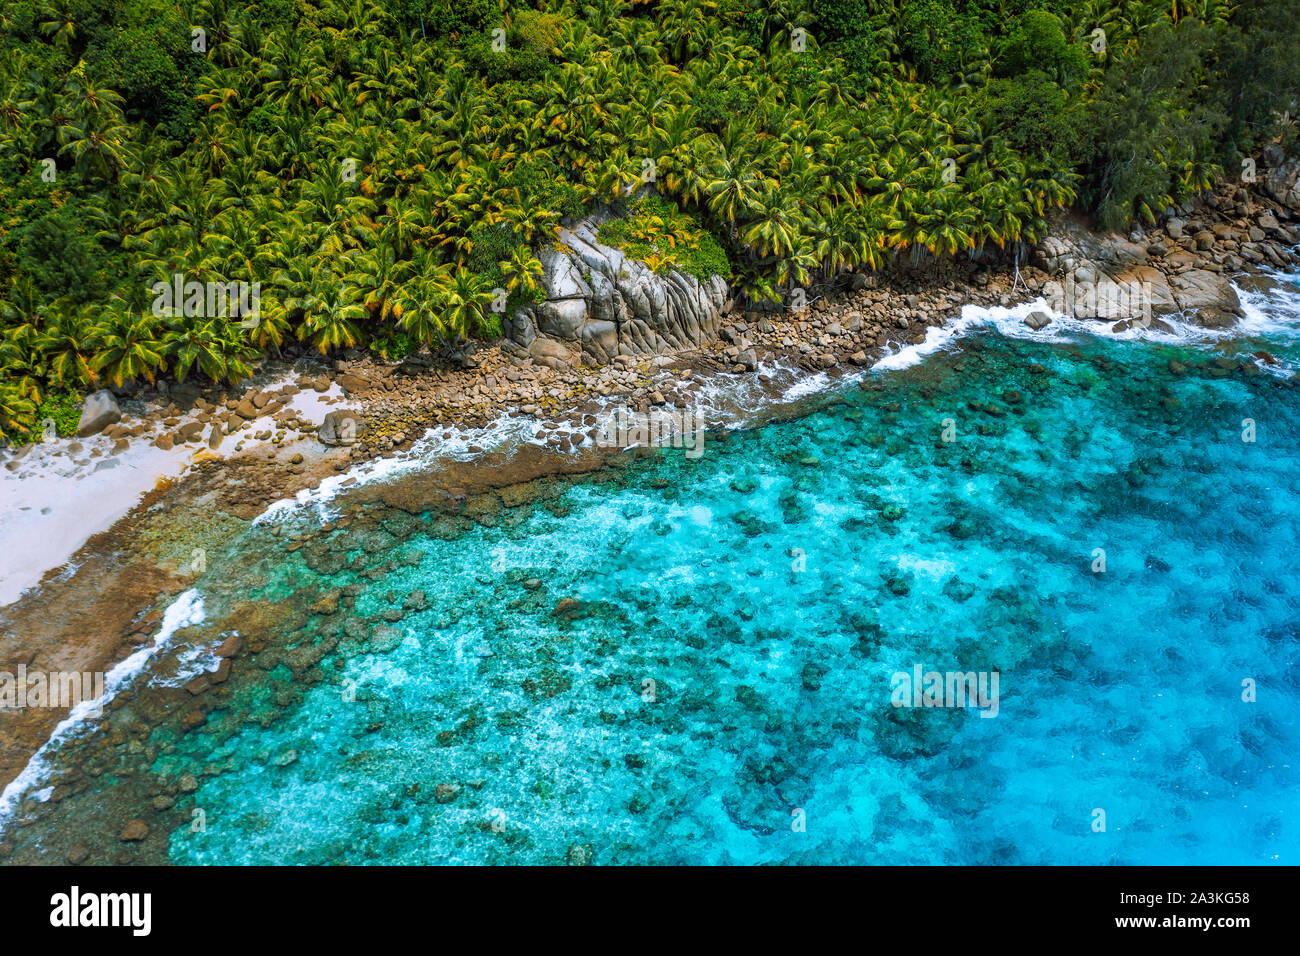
(7, 172, 1297, 487)
(1, 171, 1299, 842)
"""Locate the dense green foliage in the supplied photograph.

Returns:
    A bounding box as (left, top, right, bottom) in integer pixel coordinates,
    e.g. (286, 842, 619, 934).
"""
(0, 0, 1297, 442)
(995, 10, 1088, 86)
(34, 388, 80, 437)
(596, 194, 731, 282)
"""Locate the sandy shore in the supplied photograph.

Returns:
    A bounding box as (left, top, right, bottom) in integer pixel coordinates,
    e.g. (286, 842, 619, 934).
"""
(0, 375, 351, 607)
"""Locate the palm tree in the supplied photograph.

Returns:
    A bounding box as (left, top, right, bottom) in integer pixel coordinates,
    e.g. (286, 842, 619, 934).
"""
(57, 109, 136, 182)
(246, 289, 292, 354)
(0, 381, 38, 445)
(297, 281, 368, 355)
(706, 156, 764, 240)
(657, 0, 719, 64)
(341, 244, 411, 324)
(500, 245, 545, 300)
(741, 186, 803, 259)
(37, 0, 78, 50)
(399, 262, 454, 347)
(90, 302, 165, 387)
(441, 267, 496, 345)
(0, 326, 42, 410)
(163, 315, 254, 384)
(36, 313, 96, 389)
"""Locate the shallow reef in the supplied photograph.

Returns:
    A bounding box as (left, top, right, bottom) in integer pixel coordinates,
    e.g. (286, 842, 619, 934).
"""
(5, 313, 1300, 866)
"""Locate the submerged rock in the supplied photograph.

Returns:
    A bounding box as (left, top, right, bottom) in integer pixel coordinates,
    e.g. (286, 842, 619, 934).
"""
(943, 577, 976, 603)
(119, 820, 150, 842)
(566, 843, 594, 866)
(848, 612, 884, 654)
(552, 596, 587, 621)
(801, 662, 828, 691)
(67, 844, 90, 864)
(369, 625, 404, 653)
(434, 783, 461, 804)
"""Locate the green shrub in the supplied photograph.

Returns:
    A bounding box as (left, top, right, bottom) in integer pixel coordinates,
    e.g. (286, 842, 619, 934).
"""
(245, 104, 281, 136)
(463, 34, 552, 83)
(694, 82, 758, 131)
(475, 310, 503, 339)
(90, 27, 180, 117)
(14, 204, 107, 303)
(897, 0, 985, 83)
(405, 0, 492, 38)
(995, 10, 1087, 88)
(69, 0, 205, 131)
(250, 0, 298, 27)
(976, 72, 1082, 161)
(810, 0, 873, 42)
(597, 196, 731, 283)
(836, 30, 887, 84)
(507, 158, 585, 220)
(368, 330, 415, 361)
(678, 232, 731, 284)
(35, 390, 82, 438)
(466, 223, 522, 278)
(511, 10, 564, 54)
(465, 224, 542, 327)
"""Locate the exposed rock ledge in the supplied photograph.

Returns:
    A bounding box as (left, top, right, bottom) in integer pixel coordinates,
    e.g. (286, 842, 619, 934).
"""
(1034, 228, 1251, 328)
(1263, 147, 1300, 212)
(506, 164, 1298, 367)
(1029, 151, 1300, 330)
(503, 210, 731, 368)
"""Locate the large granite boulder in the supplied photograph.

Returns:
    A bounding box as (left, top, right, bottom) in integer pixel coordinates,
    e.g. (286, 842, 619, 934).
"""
(504, 308, 537, 348)
(1077, 265, 1240, 326)
(1032, 235, 1075, 275)
(528, 336, 579, 370)
(505, 211, 731, 365)
(535, 297, 589, 341)
(319, 410, 359, 446)
(1263, 150, 1300, 212)
(1167, 269, 1243, 327)
(76, 389, 122, 437)
(1099, 236, 1149, 267)
(1040, 231, 1151, 274)
(1108, 265, 1179, 316)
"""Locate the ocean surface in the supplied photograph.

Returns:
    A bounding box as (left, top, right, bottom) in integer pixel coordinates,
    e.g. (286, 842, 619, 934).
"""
(3, 272, 1299, 865)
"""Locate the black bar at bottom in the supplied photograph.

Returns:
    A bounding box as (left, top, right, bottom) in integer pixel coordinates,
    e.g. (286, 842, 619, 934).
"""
(0, 864, 1282, 943)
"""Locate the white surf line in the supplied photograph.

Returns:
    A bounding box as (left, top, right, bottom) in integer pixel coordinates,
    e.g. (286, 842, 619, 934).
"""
(256, 353, 886, 529)
(871, 280, 1300, 375)
(0, 588, 205, 826)
(256, 269, 1300, 525)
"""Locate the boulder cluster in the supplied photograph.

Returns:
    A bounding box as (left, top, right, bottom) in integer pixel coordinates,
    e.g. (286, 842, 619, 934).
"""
(503, 212, 731, 367)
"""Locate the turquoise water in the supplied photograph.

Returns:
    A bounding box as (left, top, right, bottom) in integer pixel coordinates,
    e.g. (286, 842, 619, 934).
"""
(139, 282, 1300, 865)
